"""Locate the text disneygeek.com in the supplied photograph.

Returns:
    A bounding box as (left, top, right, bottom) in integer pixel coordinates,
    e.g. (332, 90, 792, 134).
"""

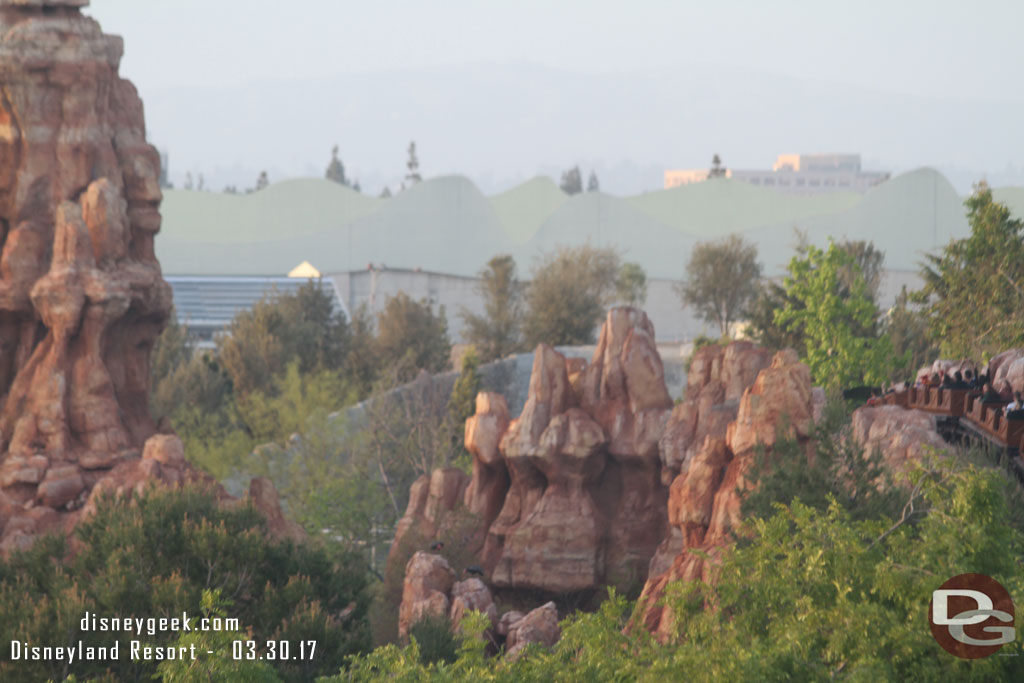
(6, 612, 317, 664)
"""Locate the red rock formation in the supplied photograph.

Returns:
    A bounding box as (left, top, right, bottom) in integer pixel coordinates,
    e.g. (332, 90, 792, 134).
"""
(463, 392, 510, 533)
(852, 405, 948, 477)
(398, 551, 457, 639)
(988, 349, 1024, 397)
(389, 309, 680, 594)
(392, 319, 908, 641)
(727, 349, 814, 456)
(0, 1, 301, 553)
(390, 467, 470, 560)
(449, 577, 498, 630)
(391, 317, 789, 607)
(505, 601, 560, 660)
(1005, 358, 1024, 396)
(637, 349, 816, 639)
(484, 344, 577, 577)
(248, 476, 306, 543)
(491, 407, 608, 592)
(659, 342, 771, 485)
(581, 309, 673, 584)
(0, 1, 170, 458)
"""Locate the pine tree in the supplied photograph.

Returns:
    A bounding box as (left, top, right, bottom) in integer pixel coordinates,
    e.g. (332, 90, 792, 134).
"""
(256, 170, 269, 191)
(460, 254, 524, 362)
(587, 170, 600, 192)
(708, 154, 727, 179)
(326, 144, 347, 185)
(405, 141, 422, 185)
(559, 166, 583, 195)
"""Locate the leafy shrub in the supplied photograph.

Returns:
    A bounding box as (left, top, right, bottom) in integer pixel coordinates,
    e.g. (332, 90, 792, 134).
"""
(0, 485, 371, 682)
(408, 613, 458, 666)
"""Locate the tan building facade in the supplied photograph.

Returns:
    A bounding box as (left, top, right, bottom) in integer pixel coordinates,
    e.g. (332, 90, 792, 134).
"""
(665, 154, 889, 195)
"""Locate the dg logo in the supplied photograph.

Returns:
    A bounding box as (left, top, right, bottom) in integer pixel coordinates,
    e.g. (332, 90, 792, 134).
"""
(929, 573, 1016, 659)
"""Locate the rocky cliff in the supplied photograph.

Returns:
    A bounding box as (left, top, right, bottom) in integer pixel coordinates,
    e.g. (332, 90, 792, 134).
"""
(391, 308, 677, 595)
(394, 313, 955, 639)
(0, 0, 301, 552)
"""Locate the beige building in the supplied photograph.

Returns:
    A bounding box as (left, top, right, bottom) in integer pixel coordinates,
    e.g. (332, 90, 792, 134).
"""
(664, 168, 729, 188)
(665, 154, 889, 195)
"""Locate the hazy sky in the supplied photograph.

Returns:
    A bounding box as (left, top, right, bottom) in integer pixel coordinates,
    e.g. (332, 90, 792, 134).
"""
(85, 0, 1024, 193)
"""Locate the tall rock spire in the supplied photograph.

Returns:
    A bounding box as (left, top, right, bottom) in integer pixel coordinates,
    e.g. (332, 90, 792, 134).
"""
(0, 0, 171, 495)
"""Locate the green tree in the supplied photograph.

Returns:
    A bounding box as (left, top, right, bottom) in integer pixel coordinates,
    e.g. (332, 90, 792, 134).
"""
(344, 302, 381, 399)
(586, 170, 600, 192)
(406, 141, 422, 185)
(742, 394, 903, 523)
(218, 279, 350, 398)
(157, 589, 281, 682)
(460, 255, 524, 362)
(256, 170, 269, 191)
(615, 262, 648, 308)
(707, 153, 727, 179)
(774, 241, 897, 389)
(746, 279, 804, 350)
(837, 239, 884, 306)
(150, 309, 191, 395)
(523, 245, 620, 347)
(0, 486, 371, 682)
(748, 238, 886, 352)
(375, 293, 451, 380)
(330, 457, 1024, 681)
(678, 234, 762, 337)
(446, 348, 482, 470)
(559, 166, 583, 195)
(884, 285, 939, 381)
(325, 144, 347, 186)
(152, 281, 355, 479)
(916, 183, 1024, 359)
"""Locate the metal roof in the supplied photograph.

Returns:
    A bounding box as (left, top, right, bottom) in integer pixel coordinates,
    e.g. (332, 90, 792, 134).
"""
(167, 276, 349, 334)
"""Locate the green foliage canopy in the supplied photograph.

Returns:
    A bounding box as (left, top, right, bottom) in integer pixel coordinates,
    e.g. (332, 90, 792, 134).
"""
(678, 234, 762, 337)
(0, 486, 370, 682)
(461, 255, 525, 362)
(328, 457, 1024, 681)
(523, 245, 620, 347)
(615, 262, 648, 308)
(774, 241, 897, 389)
(375, 292, 451, 381)
(916, 183, 1024, 360)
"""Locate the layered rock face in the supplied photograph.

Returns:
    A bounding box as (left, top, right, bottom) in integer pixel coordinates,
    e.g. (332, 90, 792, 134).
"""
(397, 551, 555, 656)
(391, 314, 786, 605)
(637, 349, 817, 638)
(659, 342, 772, 485)
(0, 1, 300, 551)
(394, 327, 965, 643)
(391, 309, 679, 594)
(395, 322, 952, 639)
(852, 405, 948, 476)
(987, 349, 1024, 398)
(398, 551, 459, 639)
(1, 0, 170, 451)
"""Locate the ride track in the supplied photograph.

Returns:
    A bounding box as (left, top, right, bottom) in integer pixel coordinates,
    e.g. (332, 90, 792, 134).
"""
(878, 387, 1024, 483)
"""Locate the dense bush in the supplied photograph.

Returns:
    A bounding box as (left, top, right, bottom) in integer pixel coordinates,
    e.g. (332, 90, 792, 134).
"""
(331, 456, 1024, 681)
(0, 485, 371, 682)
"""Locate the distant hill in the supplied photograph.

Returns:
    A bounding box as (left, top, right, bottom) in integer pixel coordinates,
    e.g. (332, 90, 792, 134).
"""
(157, 170, 1024, 279)
(628, 178, 861, 238)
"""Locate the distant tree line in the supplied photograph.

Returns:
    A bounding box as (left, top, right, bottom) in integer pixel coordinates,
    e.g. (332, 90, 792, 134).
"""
(678, 182, 1020, 388)
(460, 246, 647, 361)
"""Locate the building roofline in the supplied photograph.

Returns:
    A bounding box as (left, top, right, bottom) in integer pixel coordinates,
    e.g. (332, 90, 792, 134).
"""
(164, 275, 310, 283)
